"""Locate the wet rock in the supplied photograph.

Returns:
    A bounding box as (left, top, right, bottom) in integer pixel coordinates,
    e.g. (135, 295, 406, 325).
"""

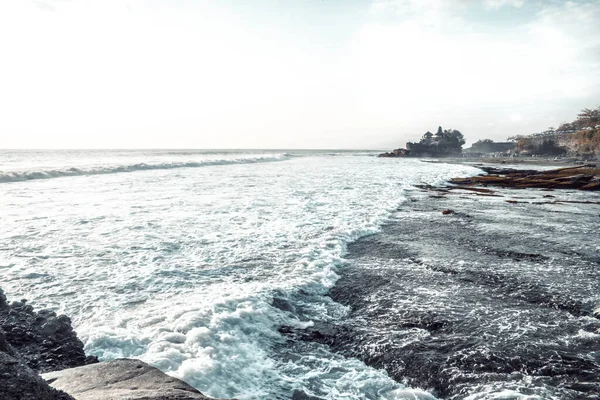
(0, 289, 98, 373)
(272, 297, 296, 313)
(279, 322, 352, 347)
(0, 288, 233, 400)
(0, 327, 75, 400)
(378, 148, 410, 157)
(291, 390, 325, 400)
(42, 359, 223, 400)
(451, 165, 600, 191)
(323, 191, 600, 399)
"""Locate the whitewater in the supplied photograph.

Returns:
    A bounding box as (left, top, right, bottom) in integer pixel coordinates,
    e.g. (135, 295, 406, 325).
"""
(8, 150, 596, 399)
(0, 150, 481, 399)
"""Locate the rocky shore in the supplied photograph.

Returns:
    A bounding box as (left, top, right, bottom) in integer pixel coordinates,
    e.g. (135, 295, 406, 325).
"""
(450, 164, 600, 191)
(280, 162, 600, 399)
(0, 288, 221, 400)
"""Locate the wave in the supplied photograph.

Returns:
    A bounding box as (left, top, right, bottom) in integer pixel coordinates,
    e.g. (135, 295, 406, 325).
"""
(0, 154, 289, 183)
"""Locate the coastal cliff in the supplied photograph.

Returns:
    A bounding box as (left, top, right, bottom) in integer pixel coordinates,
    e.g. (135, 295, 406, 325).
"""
(0, 288, 222, 400)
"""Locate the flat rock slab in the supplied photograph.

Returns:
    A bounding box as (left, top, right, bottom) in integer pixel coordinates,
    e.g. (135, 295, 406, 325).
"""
(42, 358, 224, 400)
(450, 165, 600, 190)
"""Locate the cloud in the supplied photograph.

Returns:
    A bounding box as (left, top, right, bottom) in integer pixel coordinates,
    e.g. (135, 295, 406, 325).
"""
(370, 0, 525, 16)
(369, 0, 472, 27)
(0, 0, 598, 148)
(355, 1, 600, 123)
(32, 0, 57, 12)
(483, 0, 525, 10)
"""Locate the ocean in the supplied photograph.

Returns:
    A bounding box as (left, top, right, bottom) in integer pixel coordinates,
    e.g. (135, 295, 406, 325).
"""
(1, 150, 598, 399)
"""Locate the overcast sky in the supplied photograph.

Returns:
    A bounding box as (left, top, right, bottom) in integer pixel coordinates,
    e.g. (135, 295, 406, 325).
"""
(1, 0, 599, 149)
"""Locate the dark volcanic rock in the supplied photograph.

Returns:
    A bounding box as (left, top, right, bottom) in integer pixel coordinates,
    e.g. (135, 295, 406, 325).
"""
(0, 327, 75, 400)
(1, 288, 231, 400)
(42, 358, 220, 400)
(378, 148, 410, 157)
(317, 187, 600, 399)
(0, 288, 98, 373)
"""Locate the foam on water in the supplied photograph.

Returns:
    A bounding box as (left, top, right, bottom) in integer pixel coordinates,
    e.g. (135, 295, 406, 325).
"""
(0, 150, 478, 399)
(0, 151, 288, 183)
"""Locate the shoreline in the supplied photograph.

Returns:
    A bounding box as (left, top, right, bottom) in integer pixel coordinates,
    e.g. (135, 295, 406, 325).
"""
(448, 164, 600, 191)
(0, 288, 223, 400)
(3, 160, 599, 400)
(293, 166, 600, 399)
(421, 155, 593, 168)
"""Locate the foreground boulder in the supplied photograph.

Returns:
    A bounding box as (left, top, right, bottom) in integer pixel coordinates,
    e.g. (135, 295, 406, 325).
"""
(42, 359, 221, 400)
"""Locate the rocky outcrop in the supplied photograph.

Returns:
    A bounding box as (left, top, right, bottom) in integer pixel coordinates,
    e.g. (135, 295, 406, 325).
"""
(0, 287, 92, 399)
(378, 148, 410, 157)
(42, 359, 221, 400)
(0, 288, 98, 373)
(378, 126, 466, 157)
(0, 327, 75, 400)
(450, 165, 600, 191)
(0, 288, 228, 400)
(512, 105, 600, 157)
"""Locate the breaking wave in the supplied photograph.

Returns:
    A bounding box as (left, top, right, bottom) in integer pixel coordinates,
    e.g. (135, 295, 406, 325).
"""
(0, 153, 289, 183)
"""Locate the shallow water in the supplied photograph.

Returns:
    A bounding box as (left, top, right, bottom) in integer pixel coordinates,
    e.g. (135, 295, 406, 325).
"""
(1, 150, 597, 399)
(0, 150, 478, 399)
(326, 185, 600, 399)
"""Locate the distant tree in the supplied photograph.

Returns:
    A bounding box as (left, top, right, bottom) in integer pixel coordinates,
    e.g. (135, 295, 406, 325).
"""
(435, 126, 444, 140)
(407, 126, 466, 156)
(557, 122, 576, 132)
(475, 139, 494, 144)
(446, 129, 465, 146)
(516, 138, 566, 156)
(577, 107, 600, 128)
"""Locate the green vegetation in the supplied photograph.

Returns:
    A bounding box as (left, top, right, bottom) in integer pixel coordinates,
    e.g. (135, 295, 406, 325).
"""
(406, 126, 466, 156)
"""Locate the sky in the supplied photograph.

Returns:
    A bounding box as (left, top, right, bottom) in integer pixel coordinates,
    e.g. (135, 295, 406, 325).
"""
(0, 0, 599, 149)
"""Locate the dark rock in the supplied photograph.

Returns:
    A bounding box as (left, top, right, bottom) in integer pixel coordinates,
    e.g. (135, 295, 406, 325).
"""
(272, 297, 296, 313)
(452, 165, 600, 191)
(378, 148, 410, 157)
(442, 209, 455, 215)
(0, 290, 98, 373)
(0, 289, 7, 308)
(0, 288, 234, 400)
(279, 322, 352, 347)
(0, 327, 75, 400)
(292, 389, 325, 400)
(42, 359, 223, 400)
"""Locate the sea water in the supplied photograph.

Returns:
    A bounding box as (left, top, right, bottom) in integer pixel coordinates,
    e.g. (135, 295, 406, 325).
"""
(0, 150, 479, 399)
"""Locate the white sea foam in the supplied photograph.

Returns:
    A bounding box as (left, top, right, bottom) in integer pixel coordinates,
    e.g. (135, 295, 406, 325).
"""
(0, 152, 288, 183)
(0, 150, 479, 399)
